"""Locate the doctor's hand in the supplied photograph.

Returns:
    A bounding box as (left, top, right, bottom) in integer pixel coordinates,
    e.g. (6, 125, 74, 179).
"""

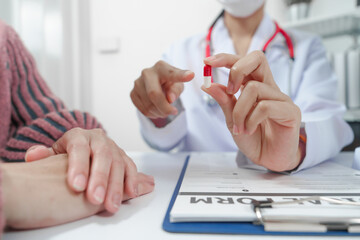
(24, 128, 153, 214)
(202, 51, 302, 172)
(131, 60, 194, 119)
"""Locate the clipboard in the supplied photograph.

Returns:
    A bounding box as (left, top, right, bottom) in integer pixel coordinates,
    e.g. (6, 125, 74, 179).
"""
(162, 155, 360, 236)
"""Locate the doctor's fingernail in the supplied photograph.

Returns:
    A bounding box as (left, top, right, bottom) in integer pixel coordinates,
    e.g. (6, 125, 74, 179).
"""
(233, 125, 239, 135)
(184, 70, 193, 77)
(94, 186, 105, 204)
(227, 82, 234, 94)
(73, 174, 86, 191)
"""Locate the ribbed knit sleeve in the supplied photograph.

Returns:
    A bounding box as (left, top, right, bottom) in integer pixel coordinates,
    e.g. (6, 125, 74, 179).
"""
(1, 111, 101, 162)
(0, 21, 102, 162)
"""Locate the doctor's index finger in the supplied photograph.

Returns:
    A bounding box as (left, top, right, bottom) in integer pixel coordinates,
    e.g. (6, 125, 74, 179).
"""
(204, 53, 241, 69)
(143, 70, 178, 117)
(154, 60, 194, 84)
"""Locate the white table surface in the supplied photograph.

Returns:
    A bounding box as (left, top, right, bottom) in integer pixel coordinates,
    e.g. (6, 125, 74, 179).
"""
(4, 151, 359, 240)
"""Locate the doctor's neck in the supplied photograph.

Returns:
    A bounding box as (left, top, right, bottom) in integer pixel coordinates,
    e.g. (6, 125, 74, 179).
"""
(224, 6, 264, 56)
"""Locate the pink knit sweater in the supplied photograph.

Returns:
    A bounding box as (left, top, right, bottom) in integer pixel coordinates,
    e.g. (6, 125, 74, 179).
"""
(0, 20, 101, 234)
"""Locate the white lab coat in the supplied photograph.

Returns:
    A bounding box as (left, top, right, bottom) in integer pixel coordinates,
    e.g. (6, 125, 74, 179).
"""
(138, 14, 354, 172)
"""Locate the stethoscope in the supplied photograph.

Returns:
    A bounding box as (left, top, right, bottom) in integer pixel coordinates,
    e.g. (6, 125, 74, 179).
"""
(204, 10, 295, 106)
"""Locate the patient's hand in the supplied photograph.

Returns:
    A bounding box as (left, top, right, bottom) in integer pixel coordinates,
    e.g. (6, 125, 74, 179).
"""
(2, 154, 155, 229)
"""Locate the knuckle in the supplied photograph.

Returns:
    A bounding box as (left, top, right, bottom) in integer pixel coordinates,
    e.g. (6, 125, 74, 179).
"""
(154, 60, 165, 69)
(141, 68, 152, 80)
(230, 66, 246, 80)
(125, 156, 137, 170)
(148, 90, 162, 103)
(245, 81, 260, 94)
(117, 147, 126, 157)
(134, 79, 142, 89)
(257, 101, 269, 113)
(128, 160, 137, 172)
(67, 140, 90, 153)
(116, 148, 137, 171)
(253, 50, 266, 62)
(221, 97, 232, 106)
(66, 127, 83, 137)
(52, 141, 59, 149)
(93, 128, 106, 136)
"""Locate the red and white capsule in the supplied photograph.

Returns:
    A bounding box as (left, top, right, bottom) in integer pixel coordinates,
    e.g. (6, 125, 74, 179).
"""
(203, 64, 212, 88)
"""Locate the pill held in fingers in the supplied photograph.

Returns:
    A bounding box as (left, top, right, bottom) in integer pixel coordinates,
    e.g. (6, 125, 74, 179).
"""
(203, 64, 212, 88)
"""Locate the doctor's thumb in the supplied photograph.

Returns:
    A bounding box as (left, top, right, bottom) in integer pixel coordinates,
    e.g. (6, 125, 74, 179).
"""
(178, 70, 194, 83)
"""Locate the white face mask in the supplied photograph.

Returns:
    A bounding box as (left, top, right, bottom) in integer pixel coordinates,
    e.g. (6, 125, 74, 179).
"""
(217, 0, 265, 18)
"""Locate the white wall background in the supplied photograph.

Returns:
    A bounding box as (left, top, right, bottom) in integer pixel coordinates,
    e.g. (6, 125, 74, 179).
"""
(0, 0, 358, 152)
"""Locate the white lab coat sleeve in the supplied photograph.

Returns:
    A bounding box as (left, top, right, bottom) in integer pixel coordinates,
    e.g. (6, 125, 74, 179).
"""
(300, 115, 353, 171)
(292, 37, 354, 172)
(137, 46, 188, 151)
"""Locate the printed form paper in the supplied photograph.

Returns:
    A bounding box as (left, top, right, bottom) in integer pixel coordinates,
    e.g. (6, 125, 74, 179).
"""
(170, 152, 360, 222)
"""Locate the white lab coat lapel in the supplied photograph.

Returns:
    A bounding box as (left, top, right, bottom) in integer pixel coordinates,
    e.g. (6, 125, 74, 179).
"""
(211, 14, 276, 57)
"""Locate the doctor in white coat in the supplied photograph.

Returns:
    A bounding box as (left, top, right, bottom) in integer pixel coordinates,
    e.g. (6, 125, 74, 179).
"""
(130, 0, 353, 172)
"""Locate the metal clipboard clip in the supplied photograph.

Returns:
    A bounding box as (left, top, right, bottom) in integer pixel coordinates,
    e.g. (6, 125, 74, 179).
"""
(252, 197, 360, 233)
